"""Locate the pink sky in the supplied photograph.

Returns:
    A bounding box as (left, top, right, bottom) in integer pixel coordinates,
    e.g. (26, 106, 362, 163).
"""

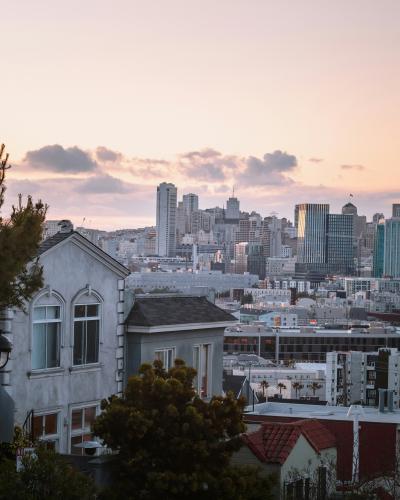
(1, 0, 399, 229)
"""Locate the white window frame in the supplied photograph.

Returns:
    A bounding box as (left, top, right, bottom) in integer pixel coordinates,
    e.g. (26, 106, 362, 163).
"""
(69, 403, 100, 455)
(73, 303, 101, 366)
(32, 305, 62, 370)
(154, 347, 176, 370)
(32, 410, 60, 450)
(193, 343, 213, 399)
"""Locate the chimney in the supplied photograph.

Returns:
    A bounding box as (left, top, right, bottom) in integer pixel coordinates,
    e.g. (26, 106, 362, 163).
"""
(58, 220, 74, 233)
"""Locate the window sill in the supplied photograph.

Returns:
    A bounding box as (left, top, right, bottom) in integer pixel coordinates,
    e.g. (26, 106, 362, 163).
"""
(28, 367, 65, 379)
(69, 363, 102, 373)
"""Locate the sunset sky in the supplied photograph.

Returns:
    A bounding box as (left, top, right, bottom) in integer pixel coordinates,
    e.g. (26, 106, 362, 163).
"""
(1, 0, 400, 229)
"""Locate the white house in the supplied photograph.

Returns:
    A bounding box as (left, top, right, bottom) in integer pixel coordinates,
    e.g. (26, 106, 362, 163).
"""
(0, 223, 129, 454)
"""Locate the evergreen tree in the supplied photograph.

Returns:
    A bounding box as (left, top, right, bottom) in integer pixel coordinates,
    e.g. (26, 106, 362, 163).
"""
(0, 144, 47, 309)
(94, 359, 275, 500)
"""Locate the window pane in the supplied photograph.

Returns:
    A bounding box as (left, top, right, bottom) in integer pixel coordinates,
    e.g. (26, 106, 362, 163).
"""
(74, 305, 86, 318)
(33, 415, 43, 439)
(32, 324, 46, 370)
(44, 413, 57, 435)
(71, 409, 83, 430)
(86, 320, 99, 364)
(33, 306, 46, 321)
(201, 345, 210, 398)
(86, 304, 99, 317)
(84, 407, 96, 429)
(46, 323, 59, 368)
(73, 322, 84, 365)
(193, 346, 200, 392)
(167, 349, 174, 370)
(46, 306, 60, 319)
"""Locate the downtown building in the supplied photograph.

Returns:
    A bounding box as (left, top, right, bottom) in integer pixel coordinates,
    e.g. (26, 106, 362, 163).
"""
(373, 205, 400, 278)
(156, 182, 177, 257)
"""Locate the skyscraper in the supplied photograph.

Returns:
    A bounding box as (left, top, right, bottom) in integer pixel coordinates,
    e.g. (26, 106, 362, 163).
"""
(373, 221, 385, 278)
(156, 182, 177, 257)
(392, 203, 400, 218)
(326, 214, 354, 275)
(296, 204, 329, 264)
(182, 193, 199, 215)
(383, 218, 400, 278)
(226, 196, 240, 220)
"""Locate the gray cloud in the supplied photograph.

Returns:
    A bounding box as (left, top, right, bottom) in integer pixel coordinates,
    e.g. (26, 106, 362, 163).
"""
(25, 145, 97, 173)
(341, 164, 365, 171)
(76, 174, 136, 194)
(181, 148, 222, 160)
(96, 146, 123, 163)
(309, 157, 324, 163)
(239, 150, 297, 186)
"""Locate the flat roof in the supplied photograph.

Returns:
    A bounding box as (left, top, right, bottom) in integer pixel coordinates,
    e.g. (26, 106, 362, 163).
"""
(246, 401, 400, 424)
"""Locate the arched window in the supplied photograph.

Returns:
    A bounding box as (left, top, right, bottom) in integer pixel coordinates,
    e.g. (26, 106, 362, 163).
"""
(72, 290, 102, 366)
(31, 290, 64, 370)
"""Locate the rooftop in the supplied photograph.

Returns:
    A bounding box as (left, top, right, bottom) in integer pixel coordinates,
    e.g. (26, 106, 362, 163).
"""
(243, 419, 336, 464)
(126, 295, 236, 328)
(246, 401, 400, 424)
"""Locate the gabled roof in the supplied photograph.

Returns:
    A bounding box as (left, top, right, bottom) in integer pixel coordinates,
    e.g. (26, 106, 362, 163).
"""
(242, 419, 336, 465)
(222, 372, 247, 398)
(38, 231, 129, 277)
(126, 295, 236, 329)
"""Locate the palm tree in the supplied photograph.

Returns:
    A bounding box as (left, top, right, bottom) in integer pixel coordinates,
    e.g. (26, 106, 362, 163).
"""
(308, 381, 323, 396)
(292, 382, 304, 399)
(260, 380, 269, 399)
(277, 382, 287, 395)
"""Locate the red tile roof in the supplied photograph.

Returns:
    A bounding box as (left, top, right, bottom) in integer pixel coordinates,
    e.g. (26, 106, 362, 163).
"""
(242, 419, 336, 465)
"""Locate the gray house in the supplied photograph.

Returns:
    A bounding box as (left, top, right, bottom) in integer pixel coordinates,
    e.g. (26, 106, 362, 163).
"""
(0, 225, 129, 453)
(125, 295, 236, 397)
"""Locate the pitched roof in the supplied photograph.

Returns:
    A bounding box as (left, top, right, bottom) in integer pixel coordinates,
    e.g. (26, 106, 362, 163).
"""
(38, 230, 129, 276)
(126, 295, 236, 327)
(242, 419, 336, 465)
(38, 231, 73, 255)
(222, 372, 247, 398)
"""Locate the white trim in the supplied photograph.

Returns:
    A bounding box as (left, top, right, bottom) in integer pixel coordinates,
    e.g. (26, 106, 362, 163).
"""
(127, 321, 236, 334)
(193, 343, 213, 399)
(154, 347, 176, 370)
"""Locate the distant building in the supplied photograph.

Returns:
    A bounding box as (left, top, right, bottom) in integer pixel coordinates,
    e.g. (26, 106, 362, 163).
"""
(296, 204, 329, 265)
(392, 203, 400, 218)
(326, 348, 400, 408)
(156, 182, 177, 257)
(373, 221, 385, 277)
(383, 217, 400, 278)
(182, 193, 199, 215)
(326, 214, 354, 275)
(226, 196, 240, 220)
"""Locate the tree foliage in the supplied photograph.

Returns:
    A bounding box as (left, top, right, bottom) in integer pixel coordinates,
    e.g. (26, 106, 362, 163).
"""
(0, 446, 96, 500)
(0, 144, 47, 309)
(240, 293, 254, 305)
(94, 359, 275, 500)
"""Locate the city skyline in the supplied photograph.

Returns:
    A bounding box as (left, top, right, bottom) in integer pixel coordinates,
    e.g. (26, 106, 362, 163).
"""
(2, 0, 400, 229)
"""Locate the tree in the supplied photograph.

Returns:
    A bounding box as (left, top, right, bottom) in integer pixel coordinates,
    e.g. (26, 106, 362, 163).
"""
(0, 144, 47, 309)
(0, 446, 96, 500)
(94, 359, 275, 500)
(292, 382, 304, 399)
(277, 382, 287, 395)
(260, 379, 269, 398)
(308, 382, 323, 396)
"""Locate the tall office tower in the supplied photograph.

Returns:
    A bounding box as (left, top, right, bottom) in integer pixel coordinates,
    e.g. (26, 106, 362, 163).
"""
(268, 216, 283, 257)
(342, 202, 357, 216)
(373, 213, 384, 223)
(182, 193, 199, 215)
(373, 221, 385, 277)
(326, 214, 355, 275)
(383, 218, 400, 278)
(156, 182, 177, 257)
(176, 201, 186, 243)
(236, 217, 250, 243)
(260, 218, 271, 258)
(296, 204, 329, 264)
(226, 196, 240, 220)
(234, 242, 248, 274)
(392, 204, 400, 218)
(247, 242, 266, 279)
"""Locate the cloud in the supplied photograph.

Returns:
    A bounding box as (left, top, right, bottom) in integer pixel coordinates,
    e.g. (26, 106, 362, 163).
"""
(341, 164, 365, 171)
(181, 148, 222, 160)
(25, 145, 97, 173)
(239, 150, 297, 186)
(76, 174, 136, 194)
(95, 146, 123, 163)
(309, 157, 323, 163)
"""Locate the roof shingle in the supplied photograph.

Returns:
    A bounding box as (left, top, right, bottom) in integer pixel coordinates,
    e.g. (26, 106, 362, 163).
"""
(126, 295, 236, 327)
(243, 419, 336, 465)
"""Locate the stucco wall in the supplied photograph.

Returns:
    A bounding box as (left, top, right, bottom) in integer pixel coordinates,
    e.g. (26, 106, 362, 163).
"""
(126, 327, 224, 396)
(9, 237, 126, 453)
